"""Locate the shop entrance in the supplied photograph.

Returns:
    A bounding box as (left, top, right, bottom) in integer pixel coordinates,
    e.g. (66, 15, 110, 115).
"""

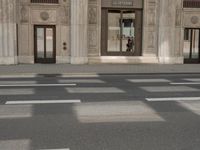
(184, 28, 200, 63)
(34, 25, 56, 63)
(101, 9, 142, 56)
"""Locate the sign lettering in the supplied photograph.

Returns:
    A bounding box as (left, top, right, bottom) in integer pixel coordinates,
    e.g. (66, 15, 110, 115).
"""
(112, 0, 134, 6)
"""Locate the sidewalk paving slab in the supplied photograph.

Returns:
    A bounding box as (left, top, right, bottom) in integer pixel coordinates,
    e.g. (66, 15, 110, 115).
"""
(0, 64, 200, 75)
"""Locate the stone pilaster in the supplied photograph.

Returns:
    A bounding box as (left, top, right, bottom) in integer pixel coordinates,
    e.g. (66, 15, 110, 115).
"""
(142, 0, 159, 57)
(88, 0, 101, 57)
(158, 0, 183, 64)
(70, 0, 88, 64)
(0, 0, 17, 64)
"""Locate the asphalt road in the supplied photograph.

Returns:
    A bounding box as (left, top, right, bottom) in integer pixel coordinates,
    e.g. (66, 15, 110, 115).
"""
(0, 73, 200, 150)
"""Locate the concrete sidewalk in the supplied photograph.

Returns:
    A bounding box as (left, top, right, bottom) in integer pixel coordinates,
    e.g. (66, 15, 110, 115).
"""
(0, 64, 200, 75)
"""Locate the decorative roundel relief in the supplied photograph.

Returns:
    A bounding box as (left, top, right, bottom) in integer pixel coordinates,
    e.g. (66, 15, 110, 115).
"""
(191, 16, 199, 24)
(40, 12, 49, 21)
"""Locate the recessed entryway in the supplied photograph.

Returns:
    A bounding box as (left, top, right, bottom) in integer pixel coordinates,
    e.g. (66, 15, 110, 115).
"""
(101, 9, 142, 56)
(184, 28, 200, 63)
(34, 25, 56, 64)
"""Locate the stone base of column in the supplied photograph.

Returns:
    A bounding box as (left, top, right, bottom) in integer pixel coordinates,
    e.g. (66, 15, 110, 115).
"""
(71, 57, 88, 64)
(56, 56, 70, 64)
(18, 56, 34, 64)
(159, 57, 184, 64)
(0, 56, 18, 65)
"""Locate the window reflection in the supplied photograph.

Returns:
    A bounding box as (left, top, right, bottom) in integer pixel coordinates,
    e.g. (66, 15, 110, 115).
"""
(107, 10, 136, 54)
(37, 28, 45, 58)
(108, 10, 121, 52)
(184, 29, 200, 62)
(46, 28, 53, 58)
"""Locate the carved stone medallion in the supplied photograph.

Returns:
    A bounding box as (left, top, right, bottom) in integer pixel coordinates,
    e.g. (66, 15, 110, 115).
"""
(40, 12, 49, 21)
(191, 16, 199, 24)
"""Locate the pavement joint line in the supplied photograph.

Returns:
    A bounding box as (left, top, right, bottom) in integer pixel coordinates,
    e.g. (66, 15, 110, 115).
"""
(0, 83, 77, 87)
(146, 97, 200, 102)
(5, 100, 81, 105)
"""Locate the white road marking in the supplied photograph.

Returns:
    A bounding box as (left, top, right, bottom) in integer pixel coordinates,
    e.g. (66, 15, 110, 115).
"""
(39, 149, 70, 150)
(0, 81, 36, 84)
(0, 74, 37, 78)
(58, 79, 104, 83)
(0, 83, 76, 87)
(128, 79, 170, 83)
(170, 82, 200, 85)
(183, 78, 200, 82)
(0, 89, 34, 95)
(6, 100, 81, 105)
(66, 87, 125, 93)
(146, 97, 200, 102)
(61, 74, 99, 78)
(141, 86, 199, 92)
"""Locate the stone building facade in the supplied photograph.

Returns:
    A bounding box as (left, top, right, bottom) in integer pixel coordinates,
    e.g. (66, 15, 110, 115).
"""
(0, 0, 200, 64)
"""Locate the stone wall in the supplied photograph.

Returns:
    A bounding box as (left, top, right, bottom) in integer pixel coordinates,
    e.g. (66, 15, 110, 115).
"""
(142, 0, 159, 57)
(0, 0, 17, 64)
(70, 0, 88, 64)
(157, 0, 183, 64)
(88, 0, 101, 57)
(183, 8, 200, 28)
(2, 0, 200, 65)
(18, 0, 70, 64)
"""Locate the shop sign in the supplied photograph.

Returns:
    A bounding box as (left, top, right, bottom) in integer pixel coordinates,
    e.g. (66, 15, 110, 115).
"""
(112, 0, 134, 6)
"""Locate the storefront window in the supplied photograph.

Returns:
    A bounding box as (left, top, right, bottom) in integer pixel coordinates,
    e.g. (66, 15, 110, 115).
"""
(101, 9, 141, 56)
(184, 28, 200, 63)
(108, 10, 121, 52)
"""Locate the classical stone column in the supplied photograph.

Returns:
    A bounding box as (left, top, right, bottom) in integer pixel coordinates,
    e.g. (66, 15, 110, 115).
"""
(0, 0, 17, 64)
(158, 0, 183, 64)
(70, 0, 88, 64)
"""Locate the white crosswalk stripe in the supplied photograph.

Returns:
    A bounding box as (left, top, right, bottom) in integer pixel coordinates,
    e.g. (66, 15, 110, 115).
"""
(128, 79, 170, 83)
(183, 78, 200, 82)
(66, 87, 125, 93)
(141, 86, 199, 92)
(170, 82, 200, 85)
(146, 97, 200, 101)
(6, 100, 81, 105)
(0, 83, 76, 87)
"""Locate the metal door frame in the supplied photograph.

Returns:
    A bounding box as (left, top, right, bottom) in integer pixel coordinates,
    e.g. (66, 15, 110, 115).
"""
(184, 28, 200, 64)
(34, 25, 56, 64)
(101, 8, 142, 56)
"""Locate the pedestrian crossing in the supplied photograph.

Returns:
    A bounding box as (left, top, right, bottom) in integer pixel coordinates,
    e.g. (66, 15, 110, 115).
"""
(127, 79, 170, 83)
(0, 76, 200, 103)
(66, 87, 125, 94)
(140, 86, 199, 92)
(146, 97, 200, 102)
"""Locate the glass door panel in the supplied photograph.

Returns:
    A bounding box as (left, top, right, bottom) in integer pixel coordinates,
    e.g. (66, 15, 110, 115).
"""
(101, 9, 142, 56)
(122, 11, 135, 52)
(192, 30, 199, 59)
(46, 28, 53, 58)
(184, 28, 200, 63)
(107, 10, 121, 52)
(34, 25, 55, 63)
(36, 28, 45, 58)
